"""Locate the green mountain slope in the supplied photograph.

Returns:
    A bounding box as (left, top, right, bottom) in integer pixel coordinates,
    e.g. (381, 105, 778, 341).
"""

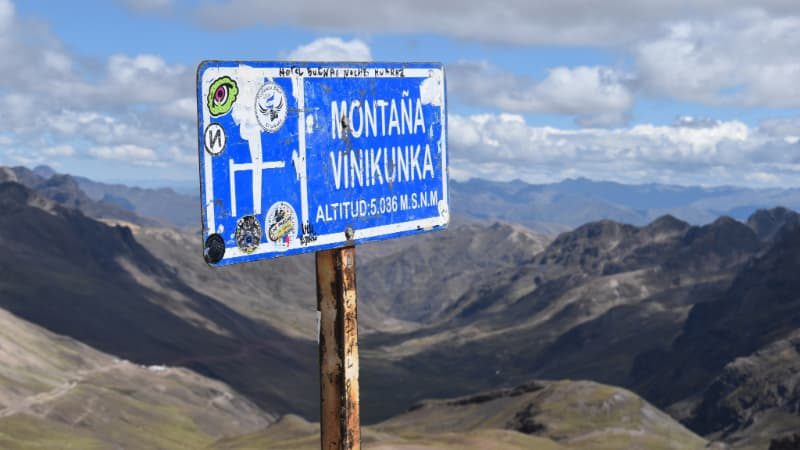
(214, 380, 713, 450)
(0, 308, 273, 449)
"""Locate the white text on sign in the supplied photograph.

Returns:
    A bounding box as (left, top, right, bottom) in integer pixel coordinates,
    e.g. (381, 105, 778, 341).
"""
(330, 97, 435, 190)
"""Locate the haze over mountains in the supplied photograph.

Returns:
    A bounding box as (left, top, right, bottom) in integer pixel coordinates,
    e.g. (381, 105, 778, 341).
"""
(10, 165, 800, 233)
(451, 177, 800, 232)
(1, 164, 800, 448)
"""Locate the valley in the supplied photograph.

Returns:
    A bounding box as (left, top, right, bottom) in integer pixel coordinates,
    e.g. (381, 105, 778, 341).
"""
(1, 166, 799, 448)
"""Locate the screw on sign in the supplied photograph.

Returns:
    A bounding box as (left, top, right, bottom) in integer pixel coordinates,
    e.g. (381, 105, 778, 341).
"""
(196, 61, 448, 449)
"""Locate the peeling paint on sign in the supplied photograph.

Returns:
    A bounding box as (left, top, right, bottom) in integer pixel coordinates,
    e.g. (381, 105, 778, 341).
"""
(197, 61, 449, 266)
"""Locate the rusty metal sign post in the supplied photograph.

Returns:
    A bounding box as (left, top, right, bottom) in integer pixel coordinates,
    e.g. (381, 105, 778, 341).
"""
(316, 246, 360, 449)
(196, 61, 448, 449)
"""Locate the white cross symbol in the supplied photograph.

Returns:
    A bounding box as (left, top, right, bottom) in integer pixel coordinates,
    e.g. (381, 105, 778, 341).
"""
(228, 139, 284, 217)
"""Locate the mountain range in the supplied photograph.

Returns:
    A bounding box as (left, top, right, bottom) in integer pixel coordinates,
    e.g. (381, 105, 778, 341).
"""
(2, 165, 800, 448)
(450, 177, 800, 231)
(355, 208, 800, 449)
(12, 165, 800, 233)
(0, 304, 712, 450)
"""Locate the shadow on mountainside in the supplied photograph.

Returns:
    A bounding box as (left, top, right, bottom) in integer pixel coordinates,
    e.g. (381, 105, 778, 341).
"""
(0, 182, 318, 419)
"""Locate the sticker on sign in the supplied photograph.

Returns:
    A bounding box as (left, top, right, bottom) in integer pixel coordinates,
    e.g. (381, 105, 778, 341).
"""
(197, 61, 449, 266)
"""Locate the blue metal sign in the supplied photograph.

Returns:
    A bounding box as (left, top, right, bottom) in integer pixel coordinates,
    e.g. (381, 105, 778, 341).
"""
(197, 61, 449, 266)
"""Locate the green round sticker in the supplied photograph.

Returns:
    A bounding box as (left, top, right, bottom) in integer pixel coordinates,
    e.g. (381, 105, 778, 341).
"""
(207, 76, 239, 116)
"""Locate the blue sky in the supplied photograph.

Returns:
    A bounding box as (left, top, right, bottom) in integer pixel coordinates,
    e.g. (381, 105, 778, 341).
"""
(1, 0, 799, 188)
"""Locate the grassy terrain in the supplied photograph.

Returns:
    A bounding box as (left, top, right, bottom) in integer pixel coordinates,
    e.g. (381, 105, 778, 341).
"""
(214, 380, 713, 450)
(0, 415, 105, 450)
(214, 415, 564, 450)
(0, 307, 273, 450)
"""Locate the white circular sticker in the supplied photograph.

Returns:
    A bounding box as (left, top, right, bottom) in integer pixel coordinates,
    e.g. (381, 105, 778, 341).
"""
(265, 201, 298, 249)
(204, 123, 226, 155)
(255, 82, 287, 133)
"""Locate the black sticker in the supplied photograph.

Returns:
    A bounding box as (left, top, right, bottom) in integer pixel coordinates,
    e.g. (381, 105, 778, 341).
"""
(204, 234, 225, 264)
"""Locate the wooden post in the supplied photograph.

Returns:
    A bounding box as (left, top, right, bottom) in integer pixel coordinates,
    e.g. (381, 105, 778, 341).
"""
(316, 246, 360, 450)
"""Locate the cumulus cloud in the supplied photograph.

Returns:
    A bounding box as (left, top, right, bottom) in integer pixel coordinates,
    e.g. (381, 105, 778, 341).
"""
(3, 0, 799, 188)
(758, 117, 800, 138)
(191, 2, 800, 111)
(0, 1, 193, 169)
(195, 0, 800, 46)
(449, 61, 633, 126)
(287, 37, 371, 61)
(160, 97, 197, 120)
(636, 10, 800, 107)
(190, 1, 800, 110)
(449, 113, 799, 187)
(104, 54, 188, 103)
(42, 145, 75, 157)
(88, 145, 160, 164)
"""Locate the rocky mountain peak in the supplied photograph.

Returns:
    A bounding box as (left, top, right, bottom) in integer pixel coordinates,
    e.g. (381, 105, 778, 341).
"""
(0, 167, 18, 183)
(687, 329, 800, 442)
(0, 182, 56, 214)
(36, 174, 88, 207)
(536, 220, 636, 274)
(547, 220, 638, 254)
(680, 216, 759, 252)
(32, 165, 57, 179)
(747, 207, 800, 242)
(0, 166, 43, 187)
(643, 214, 691, 235)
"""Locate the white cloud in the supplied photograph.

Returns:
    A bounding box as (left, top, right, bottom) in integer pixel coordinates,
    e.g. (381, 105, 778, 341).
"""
(0, 2, 193, 170)
(449, 62, 633, 126)
(759, 118, 800, 138)
(636, 10, 800, 107)
(287, 37, 371, 61)
(195, 1, 800, 46)
(88, 145, 159, 163)
(41, 50, 72, 74)
(166, 145, 196, 165)
(120, 0, 172, 13)
(98, 54, 189, 105)
(160, 97, 196, 119)
(745, 172, 781, 184)
(191, 2, 800, 111)
(3, 152, 46, 167)
(449, 113, 799, 187)
(42, 145, 75, 157)
(3, 0, 800, 187)
(0, 0, 13, 31)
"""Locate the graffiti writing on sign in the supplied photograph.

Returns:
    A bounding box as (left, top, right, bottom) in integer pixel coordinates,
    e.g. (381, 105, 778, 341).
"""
(301, 223, 318, 245)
